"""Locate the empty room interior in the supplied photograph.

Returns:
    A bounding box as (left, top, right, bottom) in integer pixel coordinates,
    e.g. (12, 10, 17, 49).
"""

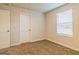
(0, 3, 79, 55)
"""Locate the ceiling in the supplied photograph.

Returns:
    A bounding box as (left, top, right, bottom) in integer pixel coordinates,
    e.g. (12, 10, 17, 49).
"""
(12, 3, 65, 13)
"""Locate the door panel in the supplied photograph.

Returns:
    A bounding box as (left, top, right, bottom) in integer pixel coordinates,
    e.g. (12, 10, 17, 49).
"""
(0, 9, 10, 49)
(20, 11, 30, 43)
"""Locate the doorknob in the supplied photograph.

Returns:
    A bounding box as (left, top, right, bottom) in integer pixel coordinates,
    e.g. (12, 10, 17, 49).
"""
(7, 30, 10, 32)
(29, 29, 31, 31)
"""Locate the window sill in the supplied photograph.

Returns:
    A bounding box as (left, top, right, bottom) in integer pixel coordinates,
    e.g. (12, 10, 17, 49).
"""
(57, 33, 72, 38)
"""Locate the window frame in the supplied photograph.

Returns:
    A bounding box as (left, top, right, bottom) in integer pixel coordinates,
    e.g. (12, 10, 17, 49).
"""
(56, 9, 73, 37)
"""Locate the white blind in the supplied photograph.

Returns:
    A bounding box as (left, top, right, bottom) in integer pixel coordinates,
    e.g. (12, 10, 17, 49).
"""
(56, 9, 73, 36)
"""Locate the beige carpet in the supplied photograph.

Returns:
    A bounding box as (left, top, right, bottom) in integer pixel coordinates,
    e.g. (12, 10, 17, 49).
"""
(0, 40, 79, 55)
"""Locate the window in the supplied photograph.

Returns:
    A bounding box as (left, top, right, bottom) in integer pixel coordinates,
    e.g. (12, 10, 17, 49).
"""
(56, 9, 73, 37)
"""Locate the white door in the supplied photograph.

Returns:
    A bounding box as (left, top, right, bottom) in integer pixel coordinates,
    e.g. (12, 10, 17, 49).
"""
(20, 11, 30, 43)
(0, 9, 10, 49)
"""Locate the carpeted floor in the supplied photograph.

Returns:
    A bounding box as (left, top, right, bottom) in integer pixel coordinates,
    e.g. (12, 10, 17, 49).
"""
(0, 40, 79, 55)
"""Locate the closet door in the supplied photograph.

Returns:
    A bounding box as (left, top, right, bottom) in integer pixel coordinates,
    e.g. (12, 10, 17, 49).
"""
(20, 11, 30, 43)
(0, 9, 10, 49)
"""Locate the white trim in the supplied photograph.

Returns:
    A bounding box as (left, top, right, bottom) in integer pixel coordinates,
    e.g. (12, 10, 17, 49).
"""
(11, 37, 45, 46)
(10, 37, 79, 52)
(30, 37, 45, 42)
(57, 33, 72, 37)
(10, 42, 20, 46)
(46, 38, 79, 52)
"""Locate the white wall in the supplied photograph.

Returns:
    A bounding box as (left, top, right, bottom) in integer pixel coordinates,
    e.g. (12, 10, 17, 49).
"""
(30, 10, 45, 42)
(45, 4, 79, 51)
(0, 4, 45, 46)
(10, 6, 20, 46)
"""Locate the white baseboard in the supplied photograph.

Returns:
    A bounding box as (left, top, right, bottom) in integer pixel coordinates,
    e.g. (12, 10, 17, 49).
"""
(46, 38, 79, 52)
(10, 42, 20, 46)
(30, 37, 45, 42)
(11, 37, 79, 52)
(11, 37, 45, 46)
